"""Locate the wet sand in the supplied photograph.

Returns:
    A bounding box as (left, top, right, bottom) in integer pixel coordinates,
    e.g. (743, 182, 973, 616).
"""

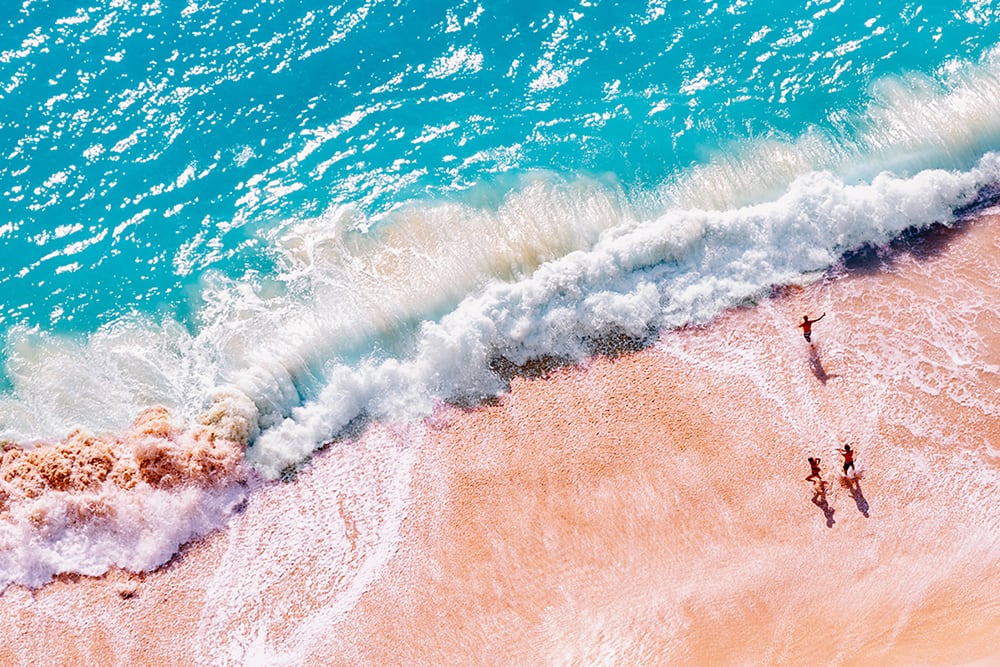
(2, 214, 999, 666)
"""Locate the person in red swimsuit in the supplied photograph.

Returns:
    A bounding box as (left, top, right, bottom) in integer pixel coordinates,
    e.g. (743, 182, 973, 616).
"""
(805, 456, 823, 482)
(798, 312, 826, 343)
(838, 444, 855, 475)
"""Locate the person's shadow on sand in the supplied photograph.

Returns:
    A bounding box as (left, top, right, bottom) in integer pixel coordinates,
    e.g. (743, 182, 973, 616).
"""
(808, 345, 840, 384)
(810, 481, 836, 527)
(839, 475, 870, 517)
(849, 481, 870, 517)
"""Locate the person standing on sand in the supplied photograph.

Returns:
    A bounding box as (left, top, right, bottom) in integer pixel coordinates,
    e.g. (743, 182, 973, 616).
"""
(798, 312, 825, 343)
(805, 456, 823, 483)
(838, 444, 856, 475)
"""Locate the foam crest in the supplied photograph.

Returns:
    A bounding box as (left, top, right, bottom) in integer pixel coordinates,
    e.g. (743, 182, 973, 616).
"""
(0, 406, 250, 589)
(197, 175, 624, 429)
(245, 156, 1000, 477)
(430, 161, 994, 363)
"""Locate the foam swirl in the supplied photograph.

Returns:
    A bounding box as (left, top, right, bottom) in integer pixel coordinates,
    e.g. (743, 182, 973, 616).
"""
(0, 402, 254, 589)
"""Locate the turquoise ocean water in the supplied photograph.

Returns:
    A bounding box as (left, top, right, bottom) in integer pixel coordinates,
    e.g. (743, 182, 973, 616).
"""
(2, 1, 1000, 583)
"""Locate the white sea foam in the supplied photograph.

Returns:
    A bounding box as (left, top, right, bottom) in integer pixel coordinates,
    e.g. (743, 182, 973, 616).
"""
(0, 400, 254, 589)
(246, 155, 1000, 477)
(0, 482, 248, 589)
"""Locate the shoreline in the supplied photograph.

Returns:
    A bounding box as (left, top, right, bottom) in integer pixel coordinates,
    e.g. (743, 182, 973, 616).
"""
(2, 213, 999, 665)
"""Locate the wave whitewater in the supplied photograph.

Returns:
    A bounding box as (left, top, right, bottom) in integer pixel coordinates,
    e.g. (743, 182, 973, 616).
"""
(243, 155, 1000, 477)
(0, 391, 255, 589)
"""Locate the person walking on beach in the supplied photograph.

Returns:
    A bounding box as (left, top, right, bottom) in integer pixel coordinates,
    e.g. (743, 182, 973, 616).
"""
(838, 444, 856, 475)
(798, 312, 826, 343)
(805, 456, 823, 483)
